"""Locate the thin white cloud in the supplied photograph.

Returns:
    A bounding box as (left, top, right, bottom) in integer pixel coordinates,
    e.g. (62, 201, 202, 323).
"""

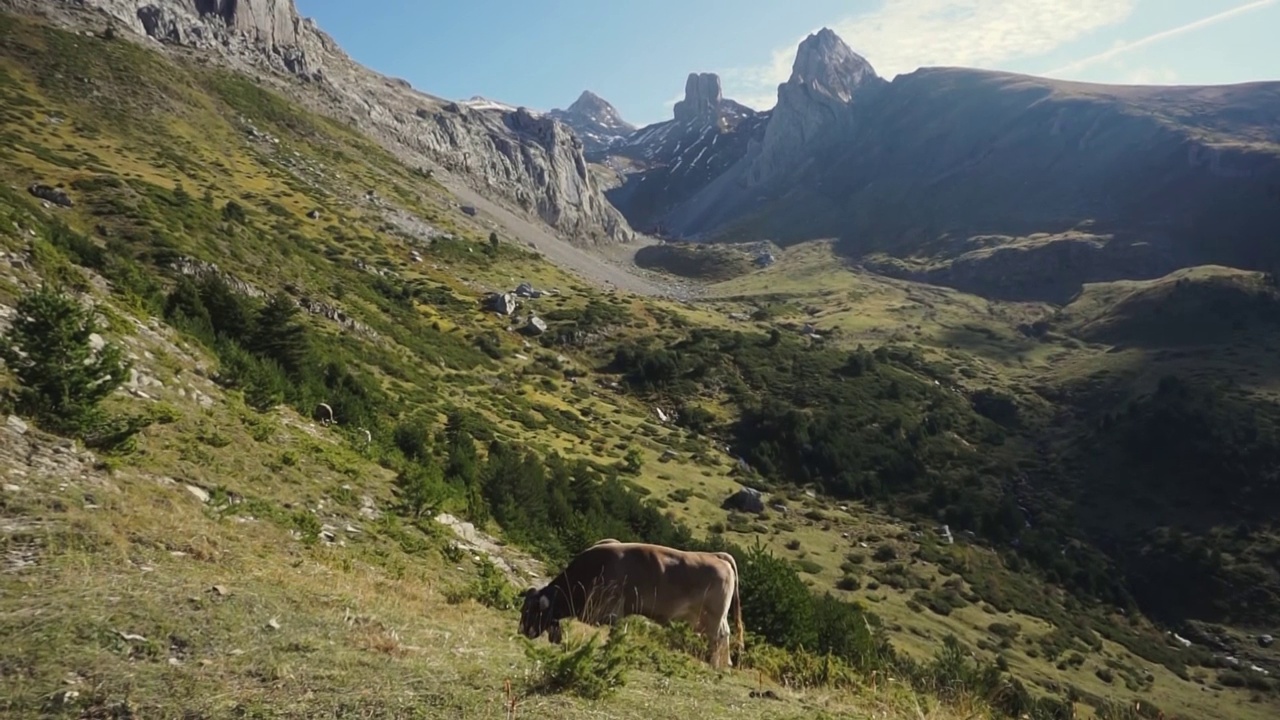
(720, 0, 1137, 110)
(1044, 0, 1279, 76)
(1118, 65, 1181, 85)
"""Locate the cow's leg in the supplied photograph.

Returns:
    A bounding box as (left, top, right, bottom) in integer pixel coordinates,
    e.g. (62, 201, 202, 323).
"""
(715, 616, 733, 669)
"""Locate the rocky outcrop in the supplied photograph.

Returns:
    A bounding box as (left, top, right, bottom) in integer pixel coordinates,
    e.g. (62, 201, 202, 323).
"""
(34, 0, 633, 245)
(548, 90, 635, 157)
(28, 183, 73, 207)
(745, 28, 885, 186)
(673, 73, 724, 124)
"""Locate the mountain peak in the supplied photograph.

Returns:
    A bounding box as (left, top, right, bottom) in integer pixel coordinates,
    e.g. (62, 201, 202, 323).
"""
(549, 90, 635, 156)
(568, 90, 612, 114)
(789, 27, 879, 102)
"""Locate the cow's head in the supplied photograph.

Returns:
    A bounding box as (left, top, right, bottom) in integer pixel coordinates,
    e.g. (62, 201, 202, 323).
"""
(519, 587, 563, 643)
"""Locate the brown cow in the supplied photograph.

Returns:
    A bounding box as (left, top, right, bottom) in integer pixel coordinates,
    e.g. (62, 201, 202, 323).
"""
(518, 540, 744, 669)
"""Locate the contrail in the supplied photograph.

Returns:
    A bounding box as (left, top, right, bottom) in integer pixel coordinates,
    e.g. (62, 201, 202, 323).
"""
(1045, 0, 1278, 75)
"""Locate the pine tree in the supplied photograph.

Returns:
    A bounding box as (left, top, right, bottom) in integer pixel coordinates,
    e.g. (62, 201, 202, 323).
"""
(0, 284, 129, 433)
(246, 292, 310, 379)
(163, 275, 214, 342)
(395, 455, 447, 520)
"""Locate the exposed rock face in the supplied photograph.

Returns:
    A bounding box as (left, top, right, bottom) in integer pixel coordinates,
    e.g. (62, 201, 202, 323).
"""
(38, 0, 633, 245)
(192, 0, 296, 46)
(745, 28, 885, 186)
(548, 90, 636, 156)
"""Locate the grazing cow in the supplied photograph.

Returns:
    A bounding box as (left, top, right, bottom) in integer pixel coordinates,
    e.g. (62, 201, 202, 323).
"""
(313, 402, 335, 426)
(519, 540, 744, 669)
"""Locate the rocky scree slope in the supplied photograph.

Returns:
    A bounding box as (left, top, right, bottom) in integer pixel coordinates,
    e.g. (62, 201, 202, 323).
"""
(19, 0, 635, 246)
(613, 27, 1280, 304)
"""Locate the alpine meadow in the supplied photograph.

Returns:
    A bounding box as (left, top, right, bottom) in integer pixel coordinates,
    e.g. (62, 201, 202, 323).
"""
(1, 2, 1278, 720)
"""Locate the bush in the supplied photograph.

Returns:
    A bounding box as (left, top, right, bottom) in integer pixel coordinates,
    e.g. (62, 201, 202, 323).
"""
(836, 574, 861, 591)
(445, 557, 520, 611)
(873, 544, 898, 562)
(522, 627, 632, 700)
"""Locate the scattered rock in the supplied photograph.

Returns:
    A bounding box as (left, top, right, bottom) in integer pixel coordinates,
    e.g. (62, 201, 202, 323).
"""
(28, 183, 72, 207)
(723, 486, 766, 514)
(267, 618, 281, 631)
(1261, 634, 1274, 648)
(514, 281, 544, 299)
(483, 292, 517, 316)
(6, 415, 28, 435)
(184, 484, 210, 503)
(306, 209, 322, 220)
(523, 315, 547, 336)
(460, 205, 477, 216)
(211, 584, 229, 597)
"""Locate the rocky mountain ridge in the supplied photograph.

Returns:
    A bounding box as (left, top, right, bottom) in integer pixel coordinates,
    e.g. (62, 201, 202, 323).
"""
(591, 72, 770, 235)
(547, 90, 636, 156)
(599, 27, 1280, 302)
(16, 0, 635, 245)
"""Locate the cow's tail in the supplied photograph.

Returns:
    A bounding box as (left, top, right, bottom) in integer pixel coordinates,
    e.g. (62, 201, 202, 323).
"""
(719, 551, 745, 663)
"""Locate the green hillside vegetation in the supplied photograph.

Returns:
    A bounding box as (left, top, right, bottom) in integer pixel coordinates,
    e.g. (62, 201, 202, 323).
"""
(1056, 266, 1280, 348)
(633, 242, 758, 281)
(1, 11, 1277, 720)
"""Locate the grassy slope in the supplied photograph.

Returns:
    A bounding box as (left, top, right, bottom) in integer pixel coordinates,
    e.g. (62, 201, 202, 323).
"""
(0, 12, 1276, 720)
(696, 241, 1280, 716)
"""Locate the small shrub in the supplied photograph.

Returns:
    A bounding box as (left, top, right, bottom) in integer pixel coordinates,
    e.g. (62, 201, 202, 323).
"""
(873, 544, 898, 562)
(836, 574, 861, 591)
(455, 558, 519, 611)
(523, 627, 632, 700)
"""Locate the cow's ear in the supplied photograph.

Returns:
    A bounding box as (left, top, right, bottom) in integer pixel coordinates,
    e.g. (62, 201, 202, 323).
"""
(538, 594, 550, 611)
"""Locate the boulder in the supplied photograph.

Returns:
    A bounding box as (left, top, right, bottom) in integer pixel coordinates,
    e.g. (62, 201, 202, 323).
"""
(722, 486, 766, 514)
(483, 292, 517, 316)
(523, 316, 547, 336)
(1261, 634, 1275, 648)
(28, 183, 72, 207)
(515, 282, 542, 298)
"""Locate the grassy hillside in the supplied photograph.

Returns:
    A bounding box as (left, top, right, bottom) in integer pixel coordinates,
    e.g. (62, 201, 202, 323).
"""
(1, 11, 1278, 720)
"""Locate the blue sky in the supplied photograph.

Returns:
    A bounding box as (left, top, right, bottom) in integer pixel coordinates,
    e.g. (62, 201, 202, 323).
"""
(295, 0, 1279, 127)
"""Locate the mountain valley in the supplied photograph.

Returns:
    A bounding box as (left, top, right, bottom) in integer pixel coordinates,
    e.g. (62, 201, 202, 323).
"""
(1, 2, 1279, 719)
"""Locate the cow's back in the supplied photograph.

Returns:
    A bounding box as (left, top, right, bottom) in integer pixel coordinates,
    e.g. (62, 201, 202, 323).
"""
(575, 542, 732, 623)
